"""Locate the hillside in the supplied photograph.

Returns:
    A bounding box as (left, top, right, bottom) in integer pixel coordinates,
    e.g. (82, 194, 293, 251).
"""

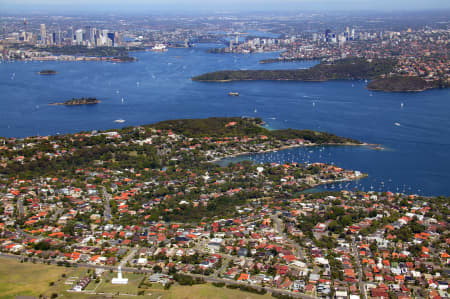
(367, 76, 431, 92)
(150, 117, 361, 144)
(150, 117, 266, 137)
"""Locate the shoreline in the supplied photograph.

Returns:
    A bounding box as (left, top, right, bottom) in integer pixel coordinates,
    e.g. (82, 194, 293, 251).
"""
(210, 141, 374, 164)
(193, 78, 328, 83)
(259, 58, 322, 64)
(367, 86, 429, 93)
(209, 142, 371, 191)
(304, 172, 369, 189)
(6, 56, 136, 63)
(194, 77, 446, 93)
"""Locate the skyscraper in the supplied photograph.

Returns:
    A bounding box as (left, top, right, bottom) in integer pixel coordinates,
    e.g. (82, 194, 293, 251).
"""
(40, 24, 46, 45)
(90, 27, 96, 46)
(114, 32, 121, 47)
(70, 26, 74, 44)
(75, 29, 83, 45)
(84, 26, 91, 43)
(100, 30, 109, 46)
(107, 32, 115, 47)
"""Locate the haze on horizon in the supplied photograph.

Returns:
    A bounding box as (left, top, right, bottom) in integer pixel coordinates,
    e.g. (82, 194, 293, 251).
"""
(1, 0, 450, 14)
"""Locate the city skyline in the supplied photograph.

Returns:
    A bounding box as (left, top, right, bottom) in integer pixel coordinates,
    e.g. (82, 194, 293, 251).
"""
(2, 0, 450, 13)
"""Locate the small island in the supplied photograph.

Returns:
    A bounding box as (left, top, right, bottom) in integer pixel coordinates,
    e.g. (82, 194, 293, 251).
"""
(49, 97, 101, 106)
(110, 56, 137, 62)
(38, 70, 57, 75)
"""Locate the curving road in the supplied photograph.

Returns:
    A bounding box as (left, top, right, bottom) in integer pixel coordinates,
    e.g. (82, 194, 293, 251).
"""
(271, 212, 305, 260)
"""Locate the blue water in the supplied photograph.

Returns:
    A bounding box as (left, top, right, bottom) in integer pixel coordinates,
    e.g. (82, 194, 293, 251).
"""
(1, 44, 449, 196)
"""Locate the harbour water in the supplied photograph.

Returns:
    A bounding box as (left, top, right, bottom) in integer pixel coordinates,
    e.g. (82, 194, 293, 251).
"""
(1, 44, 449, 195)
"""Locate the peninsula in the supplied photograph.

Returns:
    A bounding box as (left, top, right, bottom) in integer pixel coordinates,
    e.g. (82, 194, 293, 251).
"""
(49, 97, 101, 106)
(150, 117, 362, 145)
(192, 58, 395, 82)
(192, 58, 447, 92)
(39, 45, 137, 58)
(11, 46, 138, 62)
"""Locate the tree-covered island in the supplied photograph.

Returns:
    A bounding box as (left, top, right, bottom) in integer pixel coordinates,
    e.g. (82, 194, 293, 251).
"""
(38, 69, 57, 75)
(49, 97, 101, 106)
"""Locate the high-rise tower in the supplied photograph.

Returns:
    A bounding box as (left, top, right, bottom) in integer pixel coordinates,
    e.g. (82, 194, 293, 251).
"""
(40, 24, 46, 45)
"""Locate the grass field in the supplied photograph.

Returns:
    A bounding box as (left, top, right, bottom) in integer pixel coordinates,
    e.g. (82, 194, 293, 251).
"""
(96, 271, 144, 295)
(163, 284, 273, 299)
(0, 258, 273, 299)
(0, 257, 71, 299)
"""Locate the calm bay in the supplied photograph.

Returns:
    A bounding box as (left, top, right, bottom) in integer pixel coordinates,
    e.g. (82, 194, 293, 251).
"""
(1, 44, 449, 195)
